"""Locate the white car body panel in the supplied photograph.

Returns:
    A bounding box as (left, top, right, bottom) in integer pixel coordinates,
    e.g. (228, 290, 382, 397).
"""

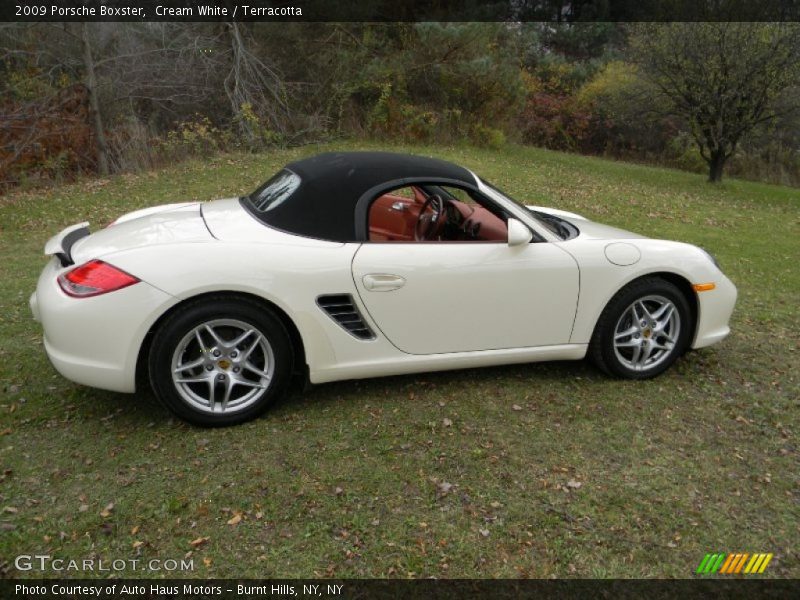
(559, 238, 736, 347)
(112, 202, 198, 225)
(33, 256, 177, 392)
(351, 242, 579, 354)
(71, 203, 208, 264)
(31, 168, 737, 396)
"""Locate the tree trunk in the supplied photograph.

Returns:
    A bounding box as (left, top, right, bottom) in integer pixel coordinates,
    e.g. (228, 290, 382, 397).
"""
(81, 23, 110, 176)
(707, 150, 726, 183)
(226, 23, 247, 142)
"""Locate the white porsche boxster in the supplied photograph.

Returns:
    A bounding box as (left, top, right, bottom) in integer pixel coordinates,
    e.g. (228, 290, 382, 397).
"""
(30, 152, 737, 426)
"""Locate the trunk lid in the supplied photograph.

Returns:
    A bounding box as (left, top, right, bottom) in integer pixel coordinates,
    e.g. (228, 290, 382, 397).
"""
(67, 203, 211, 264)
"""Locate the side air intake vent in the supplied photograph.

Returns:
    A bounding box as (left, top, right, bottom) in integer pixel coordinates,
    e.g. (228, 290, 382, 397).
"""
(317, 294, 376, 340)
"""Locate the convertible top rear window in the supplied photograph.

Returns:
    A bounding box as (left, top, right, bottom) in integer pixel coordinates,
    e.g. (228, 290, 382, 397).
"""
(248, 170, 301, 212)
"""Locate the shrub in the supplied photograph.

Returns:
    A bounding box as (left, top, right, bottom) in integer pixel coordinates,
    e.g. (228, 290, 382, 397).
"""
(0, 83, 95, 190)
(158, 116, 232, 161)
(470, 125, 506, 149)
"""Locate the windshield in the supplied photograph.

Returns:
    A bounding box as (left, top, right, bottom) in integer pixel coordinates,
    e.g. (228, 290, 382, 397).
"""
(247, 169, 301, 212)
(478, 177, 566, 238)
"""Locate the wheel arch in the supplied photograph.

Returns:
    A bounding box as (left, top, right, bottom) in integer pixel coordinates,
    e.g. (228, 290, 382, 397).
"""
(135, 291, 308, 388)
(650, 271, 698, 344)
(589, 271, 698, 347)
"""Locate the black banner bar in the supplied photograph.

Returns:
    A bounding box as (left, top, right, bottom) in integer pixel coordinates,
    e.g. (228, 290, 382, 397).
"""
(2, 0, 800, 23)
(3, 579, 799, 600)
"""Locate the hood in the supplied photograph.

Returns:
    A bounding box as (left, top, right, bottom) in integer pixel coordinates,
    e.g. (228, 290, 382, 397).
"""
(70, 202, 212, 263)
(528, 205, 644, 241)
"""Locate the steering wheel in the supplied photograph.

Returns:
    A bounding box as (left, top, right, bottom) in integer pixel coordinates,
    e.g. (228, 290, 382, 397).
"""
(414, 194, 448, 241)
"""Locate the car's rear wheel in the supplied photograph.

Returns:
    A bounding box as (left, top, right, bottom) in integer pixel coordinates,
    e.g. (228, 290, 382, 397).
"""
(590, 277, 692, 379)
(149, 297, 292, 426)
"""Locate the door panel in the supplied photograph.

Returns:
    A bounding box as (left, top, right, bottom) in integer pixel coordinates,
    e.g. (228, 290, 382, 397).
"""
(352, 243, 579, 354)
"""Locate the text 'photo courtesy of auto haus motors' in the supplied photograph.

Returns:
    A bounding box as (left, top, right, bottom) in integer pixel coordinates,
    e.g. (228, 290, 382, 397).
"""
(29, 152, 737, 427)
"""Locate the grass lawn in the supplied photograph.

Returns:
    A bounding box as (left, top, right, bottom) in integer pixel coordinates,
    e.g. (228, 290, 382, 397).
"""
(0, 143, 797, 579)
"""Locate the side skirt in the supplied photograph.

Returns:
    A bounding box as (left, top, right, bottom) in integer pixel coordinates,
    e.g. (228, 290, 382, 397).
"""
(309, 343, 588, 384)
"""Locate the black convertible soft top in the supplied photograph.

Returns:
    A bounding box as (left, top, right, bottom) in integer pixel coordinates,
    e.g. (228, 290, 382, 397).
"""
(244, 151, 477, 242)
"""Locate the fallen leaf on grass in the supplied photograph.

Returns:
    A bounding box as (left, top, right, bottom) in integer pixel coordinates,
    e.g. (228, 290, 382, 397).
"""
(566, 479, 583, 490)
(99, 502, 114, 518)
(189, 536, 209, 547)
(512, 404, 523, 411)
(227, 513, 242, 526)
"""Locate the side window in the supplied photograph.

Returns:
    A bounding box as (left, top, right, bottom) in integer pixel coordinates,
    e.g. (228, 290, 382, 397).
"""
(368, 186, 422, 242)
(443, 186, 477, 206)
(367, 184, 508, 243)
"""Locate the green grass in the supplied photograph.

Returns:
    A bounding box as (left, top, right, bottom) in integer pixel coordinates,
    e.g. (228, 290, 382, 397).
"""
(0, 143, 798, 579)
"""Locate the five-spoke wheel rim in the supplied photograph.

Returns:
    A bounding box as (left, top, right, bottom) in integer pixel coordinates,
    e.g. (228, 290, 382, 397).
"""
(171, 319, 274, 414)
(613, 295, 681, 372)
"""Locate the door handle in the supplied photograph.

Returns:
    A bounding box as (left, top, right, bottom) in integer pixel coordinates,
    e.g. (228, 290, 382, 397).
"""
(363, 274, 406, 292)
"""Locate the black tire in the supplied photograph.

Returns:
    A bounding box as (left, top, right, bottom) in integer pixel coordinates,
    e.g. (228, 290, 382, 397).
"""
(589, 277, 692, 379)
(148, 296, 292, 427)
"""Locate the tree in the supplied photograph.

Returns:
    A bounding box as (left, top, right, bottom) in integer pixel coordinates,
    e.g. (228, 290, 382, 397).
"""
(629, 23, 800, 182)
(222, 22, 290, 145)
(80, 23, 109, 175)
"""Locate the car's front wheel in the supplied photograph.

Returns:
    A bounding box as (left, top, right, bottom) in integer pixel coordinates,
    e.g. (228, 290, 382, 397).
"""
(149, 297, 292, 426)
(590, 277, 692, 379)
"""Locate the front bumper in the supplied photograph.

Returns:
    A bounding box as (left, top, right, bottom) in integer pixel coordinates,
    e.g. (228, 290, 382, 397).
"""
(31, 257, 175, 393)
(691, 272, 737, 349)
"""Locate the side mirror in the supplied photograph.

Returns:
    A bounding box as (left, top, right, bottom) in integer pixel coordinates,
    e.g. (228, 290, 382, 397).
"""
(507, 218, 533, 247)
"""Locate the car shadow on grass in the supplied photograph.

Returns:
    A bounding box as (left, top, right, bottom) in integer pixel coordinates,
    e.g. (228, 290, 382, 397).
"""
(64, 348, 718, 428)
(282, 359, 604, 412)
(64, 384, 178, 429)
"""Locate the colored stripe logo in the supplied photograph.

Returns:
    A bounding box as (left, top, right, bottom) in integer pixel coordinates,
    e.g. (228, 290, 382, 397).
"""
(696, 553, 773, 574)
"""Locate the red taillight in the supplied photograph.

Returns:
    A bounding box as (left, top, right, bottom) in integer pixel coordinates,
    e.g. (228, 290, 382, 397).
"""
(57, 260, 140, 298)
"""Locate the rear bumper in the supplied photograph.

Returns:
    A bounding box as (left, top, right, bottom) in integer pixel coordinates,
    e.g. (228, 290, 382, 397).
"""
(691, 273, 737, 349)
(32, 257, 175, 393)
